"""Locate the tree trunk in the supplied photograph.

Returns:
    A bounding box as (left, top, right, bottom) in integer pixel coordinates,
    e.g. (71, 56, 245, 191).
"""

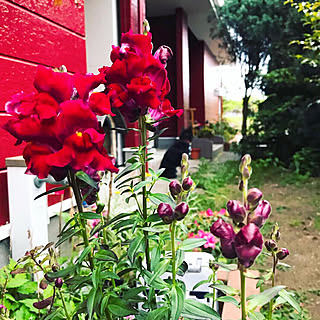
(241, 94, 250, 137)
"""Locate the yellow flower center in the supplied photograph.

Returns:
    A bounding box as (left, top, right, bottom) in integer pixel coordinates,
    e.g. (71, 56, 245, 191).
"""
(76, 131, 83, 137)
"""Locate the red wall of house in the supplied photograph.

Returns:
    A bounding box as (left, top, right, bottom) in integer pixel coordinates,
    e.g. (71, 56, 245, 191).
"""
(147, 15, 178, 137)
(0, 0, 86, 223)
(189, 30, 205, 125)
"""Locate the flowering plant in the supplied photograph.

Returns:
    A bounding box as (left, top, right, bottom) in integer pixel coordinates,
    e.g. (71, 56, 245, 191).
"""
(1, 26, 300, 320)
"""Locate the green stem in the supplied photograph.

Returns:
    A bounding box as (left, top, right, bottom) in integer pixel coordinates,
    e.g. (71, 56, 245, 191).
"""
(212, 270, 216, 310)
(171, 221, 177, 286)
(68, 171, 94, 270)
(268, 253, 277, 320)
(242, 178, 248, 209)
(57, 288, 71, 320)
(138, 116, 151, 272)
(240, 265, 246, 320)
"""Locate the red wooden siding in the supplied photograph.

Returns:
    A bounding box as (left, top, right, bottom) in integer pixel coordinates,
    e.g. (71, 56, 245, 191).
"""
(0, 0, 86, 221)
(10, 0, 85, 35)
(0, 1, 86, 73)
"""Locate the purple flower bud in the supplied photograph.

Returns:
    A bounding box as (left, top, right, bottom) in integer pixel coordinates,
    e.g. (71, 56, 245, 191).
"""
(239, 180, 244, 191)
(234, 223, 263, 268)
(154, 45, 173, 67)
(157, 203, 174, 224)
(210, 219, 237, 259)
(174, 202, 189, 221)
(33, 296, 54, 309)
(239, 154, 251, 173)
(247, 200, 272, 228)
(182, 177, 193, 191)
(44, 273, 54, 283)
(226, 200, 246, 224)
(277, 248, 289, 260)
(265, 240, 277, 252)
(169, 181, 182, 197)
(40, 278, 48, 290)
(55, 278, 63, 289)
(247, 188, 263, 208)
(243, 167, 251, 179)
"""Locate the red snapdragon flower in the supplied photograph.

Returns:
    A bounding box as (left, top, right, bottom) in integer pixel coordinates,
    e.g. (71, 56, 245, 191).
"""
(102, 30, 182, 122)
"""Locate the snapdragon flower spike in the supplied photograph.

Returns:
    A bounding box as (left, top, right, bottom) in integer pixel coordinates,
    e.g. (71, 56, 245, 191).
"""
(169, 180, 182, 197)
(182, 177, 193, 191)
(157, 203, 174, 224)
(210, 219, 237, 259)
(276, 248, 289, 260)
(247, 188, 263, 208)
(174, 202, 189, 221)
(226, 200, 247, 224)
(234, 223, 263, 268)
(247, 200, 271, 228)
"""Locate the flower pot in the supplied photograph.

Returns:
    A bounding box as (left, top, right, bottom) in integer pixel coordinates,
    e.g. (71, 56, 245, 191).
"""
(191, 148, 201, 159)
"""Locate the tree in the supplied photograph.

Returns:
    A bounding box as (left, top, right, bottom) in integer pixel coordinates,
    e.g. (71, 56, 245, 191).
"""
(211, 0, 288, 137)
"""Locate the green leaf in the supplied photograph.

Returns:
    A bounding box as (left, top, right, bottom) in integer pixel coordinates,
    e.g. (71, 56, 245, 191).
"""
(182, 299, 220, 319)
(114, 162, 141, 183)
(146, 306, 169, 320)
(148, 259, 170, 285)
(123, 286, 147, 299)
(175, 249, 185, 270)
(211, 284, 239, 296)
(179, 238, 207, 251)
(248, 311, 265, 320)
(278, 289, 301, 313)
(95, 249, 118, 262)
(34, 186, 68, 200)
(76, 171, 98, 189)
(247, 285, 286, 311)
(211, 261, 238, 271)
(55, 228, 80, 247)
(170, 285, 185, 320)
(128, 234, 145, 263)
(216, 295, 239, 307)
(108, 296, 137, 317)
(76, 246, 92, 265)
(149, 193, 176, 207)
(134, 180, 151, 191)
(100, 271, 120, 280)
(46, 265, 76, 279)
(7, 274, 28, 288)
(79, 212, 102, 220)
(193, 279, 210, 291)
(17, 281, 37, 294)
(150, 246, 161, 272)
(87, 287, 96, 320)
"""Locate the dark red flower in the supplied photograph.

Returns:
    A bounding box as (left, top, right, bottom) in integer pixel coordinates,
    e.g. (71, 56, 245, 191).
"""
(227, 200, 247, 224)
(34, 66, 73, 103)
(247, 200, 272, 228)
(234, 223, 263, 268)
(157, 203, 174, 224)
(73, 73, 106, 101)
(47, 129, 118, 173)
(88, 92, 115, 116)
(210, 219, 237, 259)
(55, 100, 99, 143)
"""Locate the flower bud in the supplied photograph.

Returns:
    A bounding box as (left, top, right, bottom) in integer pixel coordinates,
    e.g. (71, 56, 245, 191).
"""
(33, 296, 54, 309)
(239, 154, 251, 173)
(157, 203, 174, 224)
(169, 181, 182, 197)
(234, 223, 263, 268)
(247, 200, 272, 228)
(44, 273, 54, 283)
(182, 177, 193, 191)
(226, 200, 246, 224)
(210, 219, 237, 259)
(40, 278, 48, 290)
(275, 230, 281, 241)
(55, 278, 63, 289)
(247, 188, 263, 208)
(243, 166, 251, 179)
(264, 239, 277, 252)
(239, 180, 244, 191)
(276, 248, 289, 260)
(174, 202, 189, 221)
(209, 260, 219, 271)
